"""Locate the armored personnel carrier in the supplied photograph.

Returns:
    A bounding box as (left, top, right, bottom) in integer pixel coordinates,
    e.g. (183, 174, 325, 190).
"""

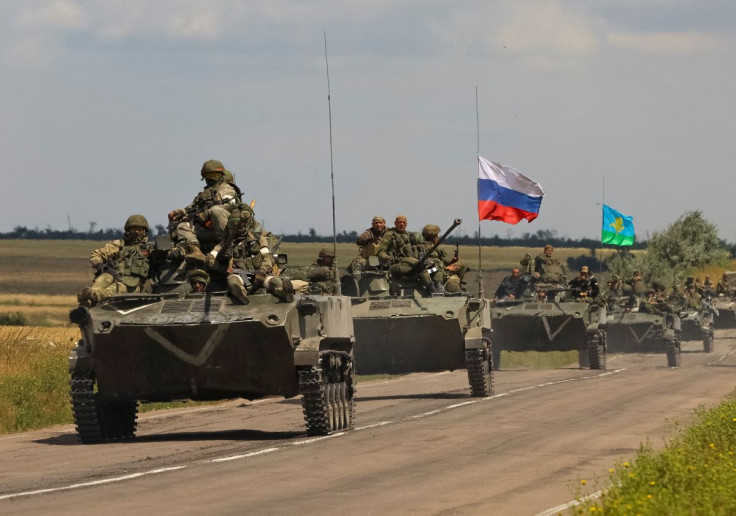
(68, 246, 356, 443)
(605, 303, 682, 367)
(491, 284, 607, 370)
(341, 220, 494, 397)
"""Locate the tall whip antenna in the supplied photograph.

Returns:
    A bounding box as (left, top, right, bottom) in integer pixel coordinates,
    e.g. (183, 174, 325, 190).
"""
(476, 86, 484, 298)
(324, 31, 341, 294)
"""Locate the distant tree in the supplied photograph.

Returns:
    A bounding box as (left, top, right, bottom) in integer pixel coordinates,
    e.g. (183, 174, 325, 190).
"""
(640, 210, 729, 285)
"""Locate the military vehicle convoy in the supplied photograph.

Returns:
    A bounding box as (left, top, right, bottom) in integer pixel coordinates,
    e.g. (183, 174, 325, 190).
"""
(491, 287, 607, 370)
(341, 220, 494, 397)
(68, 268, 356, 442)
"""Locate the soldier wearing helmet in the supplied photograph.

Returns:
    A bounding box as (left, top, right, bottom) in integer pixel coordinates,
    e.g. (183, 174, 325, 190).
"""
(78, 214, 155, 307)
(204, 205, 294, 303)
(167, 159, 240, 267)
(568, 265, 599, 300)
(287, 247, 340, 295)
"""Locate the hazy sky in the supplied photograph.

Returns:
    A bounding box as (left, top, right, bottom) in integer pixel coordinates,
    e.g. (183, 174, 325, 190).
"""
(2, 0, 735, 242)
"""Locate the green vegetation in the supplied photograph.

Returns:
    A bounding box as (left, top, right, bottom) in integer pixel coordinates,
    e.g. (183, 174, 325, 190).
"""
(606, 210, 730, 285)
(499, 350, 580, 370)
(0, 312, 27, 326)
(574, 395, 736, 515)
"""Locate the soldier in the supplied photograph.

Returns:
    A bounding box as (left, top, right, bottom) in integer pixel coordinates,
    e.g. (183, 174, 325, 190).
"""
(685, 282, 702, 309)
(348, 215, 387, 274)
(568, 266, 599, 300)
(78, 214, 154, 307)
(640, 288, 677, 315)
(668, 284, 688, 312)
(205, 205, 294, 304)
(356, 216, 387, 258)
(716, 272, 732, 296)
(494, 267, 524, 301)
(168, 159, 240, 266)
(603, 274, 623, 310)
(520, 244, 566, 284)
(376, 215, 422, 266)
(188, 268, 209, 293)
(288, 247, 340, 295)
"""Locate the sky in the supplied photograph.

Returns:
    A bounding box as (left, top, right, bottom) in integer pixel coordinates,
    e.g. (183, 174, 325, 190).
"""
(2, 0, 735, 242)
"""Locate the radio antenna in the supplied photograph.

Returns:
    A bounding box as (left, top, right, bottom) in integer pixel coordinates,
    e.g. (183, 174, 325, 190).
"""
(476, 86, 484, 298)
(324, 31, 341, 294)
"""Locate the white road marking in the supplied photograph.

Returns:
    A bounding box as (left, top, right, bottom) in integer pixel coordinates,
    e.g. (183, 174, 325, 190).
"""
(708, 346, 736, 365)
(0, 466, 186, 501)
(210, 447, 278, 463)
(535, 489, 605, 516)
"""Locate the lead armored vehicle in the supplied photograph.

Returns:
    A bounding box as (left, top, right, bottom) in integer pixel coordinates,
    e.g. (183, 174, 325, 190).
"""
(341, 220, 494, 397)
(491, 283, 607, 370)
(68, 246, 356, 443)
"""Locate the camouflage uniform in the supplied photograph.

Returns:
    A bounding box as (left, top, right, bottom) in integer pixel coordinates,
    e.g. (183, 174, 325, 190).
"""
(602, 275, 624, 311)
(640, 290, 677, 315)
(356, 216, 387, 259)
(207, 206, 293, 303)
(520, 244, 566, 284)
(716, 273, 732, 296)
(169, 159, 240, 261)
(79, 215, 154, 306)
(288, 248, 339, 295)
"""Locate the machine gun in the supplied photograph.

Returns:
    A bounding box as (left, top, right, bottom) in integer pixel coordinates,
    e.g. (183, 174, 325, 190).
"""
(407, 218, 462, 276)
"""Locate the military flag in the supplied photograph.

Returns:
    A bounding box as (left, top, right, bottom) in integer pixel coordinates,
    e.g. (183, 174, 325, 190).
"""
(477, 156, 544, 224)
(602, 204, 635, 246)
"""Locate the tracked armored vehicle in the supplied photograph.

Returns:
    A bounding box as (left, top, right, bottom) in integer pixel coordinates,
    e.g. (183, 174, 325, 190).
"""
(68, 269, 356, 443)
(491, 285, 607, 370)
(341, 220, 494, 397)
(605, 303, 682, 367)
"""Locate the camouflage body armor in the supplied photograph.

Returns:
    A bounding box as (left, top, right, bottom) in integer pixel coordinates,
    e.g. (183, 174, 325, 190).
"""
(114, 243, 151, 289)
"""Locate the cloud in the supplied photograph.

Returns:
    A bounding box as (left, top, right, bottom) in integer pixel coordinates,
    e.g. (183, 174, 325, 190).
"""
(15, 0, 87, 30)
(167, 10, 219, 40)
(497, 1, 598, 58)
(607, 31, 723, 54)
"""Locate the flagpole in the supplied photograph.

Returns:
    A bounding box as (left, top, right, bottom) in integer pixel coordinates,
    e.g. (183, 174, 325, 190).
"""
(476, 86, 484, 298)
(600, 176, 605, 274)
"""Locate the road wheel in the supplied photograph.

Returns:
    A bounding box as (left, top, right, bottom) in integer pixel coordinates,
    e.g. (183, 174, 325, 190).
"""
(587, 331, 607, 370)
(703, 333, 713, 353)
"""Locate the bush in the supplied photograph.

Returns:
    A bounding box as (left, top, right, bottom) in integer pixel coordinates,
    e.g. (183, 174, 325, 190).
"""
(0, 312, 27, 326)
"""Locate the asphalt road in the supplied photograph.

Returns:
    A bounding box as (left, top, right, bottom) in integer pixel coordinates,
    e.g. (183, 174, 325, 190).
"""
(1, 331, 734, 515)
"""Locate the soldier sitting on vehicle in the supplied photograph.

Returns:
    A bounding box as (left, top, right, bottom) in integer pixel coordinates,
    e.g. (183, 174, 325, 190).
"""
(348, 215, 387, 274)
(205, 205, 295, 304)
(639, 285, 677, 315)
(520, 244, 566, 285)
(568, 266, 599, 301)
(602, 274, 624, 310)
(168, 159, 240, 267)
(287, 247, 341, 295)
(716, 272, 732, 297)
(78, 214, 155, 307)
(494, 267, 525, 301)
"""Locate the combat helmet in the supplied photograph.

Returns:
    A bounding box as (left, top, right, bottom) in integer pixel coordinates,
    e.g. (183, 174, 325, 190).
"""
(124, 214, 149, 231)
(201, 159, 226, 178)
(227, 204, 255, 232)
(319, 247, 335, 259)
(422, 224, 440, 240)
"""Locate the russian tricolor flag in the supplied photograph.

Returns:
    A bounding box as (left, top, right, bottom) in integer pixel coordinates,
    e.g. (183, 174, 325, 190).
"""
(477, 156, 544, 224)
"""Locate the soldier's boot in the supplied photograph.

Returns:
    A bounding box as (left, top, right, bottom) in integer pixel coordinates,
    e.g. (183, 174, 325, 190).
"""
(431, 280, 446, 296)
(266, 276, 295, 303)
(229, 282, 250, 305)
(184, 243, 206, 268)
